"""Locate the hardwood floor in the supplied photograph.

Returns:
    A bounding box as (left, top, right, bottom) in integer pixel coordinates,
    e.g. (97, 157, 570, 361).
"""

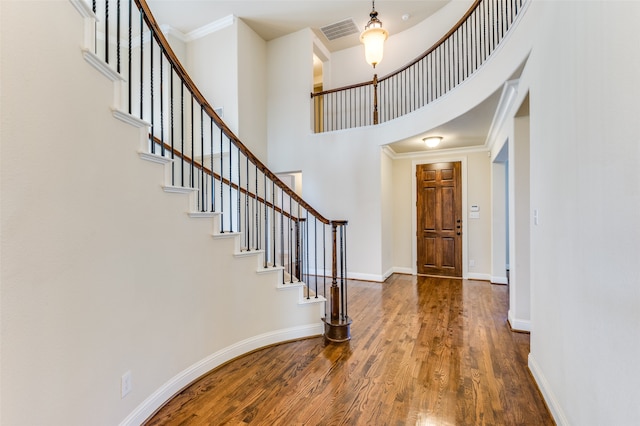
(145, 275, 554, 425)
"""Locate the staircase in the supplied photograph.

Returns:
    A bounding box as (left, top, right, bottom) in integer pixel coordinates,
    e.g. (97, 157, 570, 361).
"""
(62, 0, 349, 424)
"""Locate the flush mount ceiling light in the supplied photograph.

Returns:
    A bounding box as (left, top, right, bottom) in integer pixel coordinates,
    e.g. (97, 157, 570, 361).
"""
(423, 136, 443, 148)
(360, 1, 388, 68)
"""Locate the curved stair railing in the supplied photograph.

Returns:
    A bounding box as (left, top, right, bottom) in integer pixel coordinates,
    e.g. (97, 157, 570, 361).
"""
(311, 0, 528, 132)
(76, 0, 351, 340)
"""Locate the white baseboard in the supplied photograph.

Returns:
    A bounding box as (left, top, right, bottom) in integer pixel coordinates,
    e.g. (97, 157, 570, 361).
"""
(507, 309, 531, 332)
(392, 267, 413, 275)
(491, 275, 508, 284)
(528, 354, 569, 426)
(119, 323, 323, 426)
(467, 272, 491, 281)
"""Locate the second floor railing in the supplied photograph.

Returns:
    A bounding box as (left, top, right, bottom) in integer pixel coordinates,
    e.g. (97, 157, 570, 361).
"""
(311, 0, 527, 132)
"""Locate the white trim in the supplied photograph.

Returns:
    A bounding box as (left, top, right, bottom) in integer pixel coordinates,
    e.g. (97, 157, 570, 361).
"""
(411, 156, 468, 277)
(212, 232, 241, 239)
(82, 49, 124, 82)
(186, 15, 236, 41)
(113, 110, 150, 129)
(491, 275, 508, 285)
(69, 0, 95, 19)
(467, 273, 491, 282)
(159, 25, 189, 43)
(118, 323, 324, 426)
(485, 79, 519, 154)
(347, 271, 386, 282)
(528, 354, 569, 426)
(392, 267, 413, 275)
(188, 211, 219, 218)
(163, 185, 196, 194)
(139, 153, 172, 165)
(507, 309, 531, 332)
(383, 144, 488, 160)
(234, 249, 264, 258)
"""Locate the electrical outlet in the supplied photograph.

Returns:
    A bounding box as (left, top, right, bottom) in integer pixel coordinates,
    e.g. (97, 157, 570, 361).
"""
(121, 371, 132, 398)
(469, 259, 476, 268)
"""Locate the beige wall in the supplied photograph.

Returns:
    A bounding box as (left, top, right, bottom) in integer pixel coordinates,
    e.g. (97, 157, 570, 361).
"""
(0, 3, 321, 424)
(390, 150, 492, 278)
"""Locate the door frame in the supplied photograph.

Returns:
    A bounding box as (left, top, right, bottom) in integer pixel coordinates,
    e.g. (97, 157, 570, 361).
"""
(411, 155, 468, 277)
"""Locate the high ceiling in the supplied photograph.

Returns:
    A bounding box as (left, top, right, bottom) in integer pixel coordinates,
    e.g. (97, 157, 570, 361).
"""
(146, 0, 509, 154)
(147, 1, 450, 52)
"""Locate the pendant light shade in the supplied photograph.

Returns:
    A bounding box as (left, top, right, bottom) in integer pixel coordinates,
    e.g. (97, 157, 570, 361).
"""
(360, 1, 388, 68)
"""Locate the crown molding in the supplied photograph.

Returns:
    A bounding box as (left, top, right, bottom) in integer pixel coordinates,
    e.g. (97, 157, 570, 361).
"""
(186, 15, 236, 41)
(382, 144, 489, 160)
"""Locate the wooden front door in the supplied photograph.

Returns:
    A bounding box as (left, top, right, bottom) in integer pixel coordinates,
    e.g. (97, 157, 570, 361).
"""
(416, 162, 462, 277)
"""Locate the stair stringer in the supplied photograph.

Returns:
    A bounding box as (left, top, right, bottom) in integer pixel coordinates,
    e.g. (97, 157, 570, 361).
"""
(70, 3, 326, 425)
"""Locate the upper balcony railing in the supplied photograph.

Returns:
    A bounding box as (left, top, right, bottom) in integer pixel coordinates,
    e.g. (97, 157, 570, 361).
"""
(311, 0, 527, 133)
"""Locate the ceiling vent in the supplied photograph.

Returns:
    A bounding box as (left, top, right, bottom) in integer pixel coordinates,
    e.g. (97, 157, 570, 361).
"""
(320, 18, 359, 41)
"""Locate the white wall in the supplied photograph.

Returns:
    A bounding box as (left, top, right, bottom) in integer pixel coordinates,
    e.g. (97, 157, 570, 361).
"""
(0, 2, 321, 424)
(237, 19, 268, 161)
(186, 22, 239, 135)
(519, 1, 640, 425)
(380, 151, 394, 278)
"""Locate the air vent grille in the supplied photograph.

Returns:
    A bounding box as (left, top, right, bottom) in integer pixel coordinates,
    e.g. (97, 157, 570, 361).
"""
(320, 18, 359, 41)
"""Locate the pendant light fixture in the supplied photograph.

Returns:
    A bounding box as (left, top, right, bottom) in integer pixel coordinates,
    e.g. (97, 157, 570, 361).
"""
(360, 1, 388, 68)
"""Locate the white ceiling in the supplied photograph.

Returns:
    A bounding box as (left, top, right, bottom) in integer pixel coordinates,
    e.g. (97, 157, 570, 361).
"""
(146, 0, 510, 154)
(148, 0, 450, 52)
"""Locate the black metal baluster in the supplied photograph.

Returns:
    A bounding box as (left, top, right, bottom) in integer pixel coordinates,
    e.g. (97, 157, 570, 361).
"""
(272, 180, 276, 267)
(280, 187, 284, 281)
(105, 0, 109, 64)
(237, 147, 241, 237)
(305, 211, 310, 299)
(314, 217, 318, 298)
(116, 0, 120, 73)
(190, 94, 194, 188)
(229, 136, 233, 232)
(200, 106, 205, 211)
(180, 83, 184, 187)
(263, 172, 268, 266)
(245, 157, 249, 250)
(323, 224, 326, 303)
(127, 0, 132, 114)
(170, 66, 174, 185)
(340, 225, 345, 319)
(289, 197, 293, 283)
(92, 0, 97, 54)
(139, 8, 143, 120)
(220, 131, 224, 232)
(160, 47, 164, 157)
(150, 29, 154, 154)
(255, 164, 259, 251)
(210, 119, 215, 212)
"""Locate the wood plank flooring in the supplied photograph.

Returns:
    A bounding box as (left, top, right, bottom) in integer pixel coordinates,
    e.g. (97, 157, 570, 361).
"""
(145, 275, 554, 425)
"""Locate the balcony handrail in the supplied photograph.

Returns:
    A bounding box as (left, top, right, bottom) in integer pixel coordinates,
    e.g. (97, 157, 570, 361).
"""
(311, 0, 527, 132)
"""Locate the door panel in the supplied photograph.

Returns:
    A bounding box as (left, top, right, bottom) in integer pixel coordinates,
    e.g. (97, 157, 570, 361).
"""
(417, 162, 462, 277)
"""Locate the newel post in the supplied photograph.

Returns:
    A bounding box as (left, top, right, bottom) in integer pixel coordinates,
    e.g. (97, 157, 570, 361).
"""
(323, 220, 352, 342)
(372, 74, 379, 125)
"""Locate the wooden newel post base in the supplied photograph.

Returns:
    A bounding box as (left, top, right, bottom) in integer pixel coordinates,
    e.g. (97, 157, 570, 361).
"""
(323, 220, 351, 343)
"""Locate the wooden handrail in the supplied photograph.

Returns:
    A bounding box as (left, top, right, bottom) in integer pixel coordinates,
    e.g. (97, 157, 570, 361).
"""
(310, 0, 482, 98)
(135, 0, 330, 225)
(153, 137, 302, 222)
(379, 0, 482, 81)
